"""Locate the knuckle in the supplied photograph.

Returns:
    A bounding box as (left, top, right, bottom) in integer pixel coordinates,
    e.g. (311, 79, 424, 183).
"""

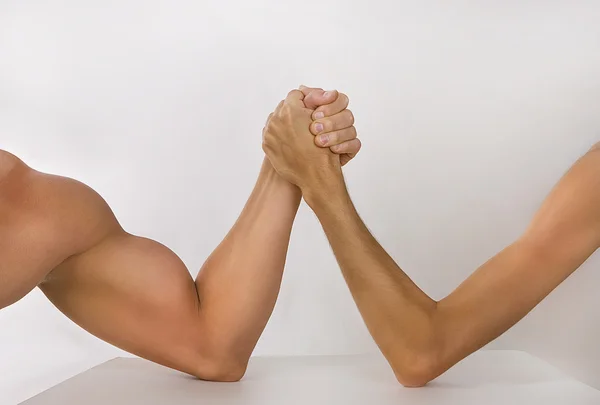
(331, 142, 344, 153)
(265, 112, 274, 125)
(264, 129, 276, 142)
(341, 93, 350, 108)
(348, 126, 358, 139)
(327, 131, 339, 145)
(280, 103, 293, 120)
(265, 120, 275, 133)
(346, 109, 355, 125)
(286, 89, 303, 101)
(281, 102, 293, 113)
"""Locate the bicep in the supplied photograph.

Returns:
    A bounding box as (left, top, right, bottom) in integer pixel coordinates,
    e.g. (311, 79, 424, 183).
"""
(40, 232, 206, 375)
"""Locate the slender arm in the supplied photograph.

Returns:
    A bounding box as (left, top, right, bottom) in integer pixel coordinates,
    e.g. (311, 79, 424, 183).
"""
(301, 144, 600, 387)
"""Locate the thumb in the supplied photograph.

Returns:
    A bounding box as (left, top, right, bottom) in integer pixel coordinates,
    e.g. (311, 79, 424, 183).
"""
(303, 89, 339, 110)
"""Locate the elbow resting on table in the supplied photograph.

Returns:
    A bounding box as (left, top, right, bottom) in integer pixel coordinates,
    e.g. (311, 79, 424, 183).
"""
(192, 356, 248, 383)
(389, 305, 447, 388)
(191, 352, 249, 382)
(391, 350, 442, 388)
(182, 339, 250, 382)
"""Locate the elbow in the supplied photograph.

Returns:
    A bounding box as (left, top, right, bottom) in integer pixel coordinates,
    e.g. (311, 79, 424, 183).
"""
(391, 351, 442, 388)
(188, 341, 250, 382)
(191, 355, 248, 382)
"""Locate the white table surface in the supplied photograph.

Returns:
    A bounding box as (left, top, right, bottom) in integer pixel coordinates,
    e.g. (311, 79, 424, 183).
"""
(19, 350, 600, 405)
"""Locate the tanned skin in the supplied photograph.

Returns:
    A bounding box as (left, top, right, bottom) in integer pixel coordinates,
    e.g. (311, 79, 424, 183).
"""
(0, 86, 360, 382)
(263, 90, 600, 387)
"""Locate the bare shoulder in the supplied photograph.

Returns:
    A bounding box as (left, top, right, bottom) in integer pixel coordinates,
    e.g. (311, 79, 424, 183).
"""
(0, 151, 122, 258)
(0, 150, 124, 305)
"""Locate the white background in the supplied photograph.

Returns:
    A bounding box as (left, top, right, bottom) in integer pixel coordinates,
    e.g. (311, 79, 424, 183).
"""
(1, 0, 600, 403)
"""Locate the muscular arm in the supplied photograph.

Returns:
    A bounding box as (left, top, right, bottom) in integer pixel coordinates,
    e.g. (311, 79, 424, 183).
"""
(301, 144, 600, 387)
(38, 88, 359, 382)
(41, 158, 300, 381)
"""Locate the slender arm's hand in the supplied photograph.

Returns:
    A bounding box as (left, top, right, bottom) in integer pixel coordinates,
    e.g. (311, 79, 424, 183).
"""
(299, 85, 361, 166)
(302, 145, 600, 387)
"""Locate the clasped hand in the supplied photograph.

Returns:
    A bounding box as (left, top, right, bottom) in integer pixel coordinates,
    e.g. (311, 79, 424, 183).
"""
(262, 86, 360, 192)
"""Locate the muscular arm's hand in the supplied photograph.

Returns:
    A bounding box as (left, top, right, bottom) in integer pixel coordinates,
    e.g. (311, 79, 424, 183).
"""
(264, 99, 600, 386)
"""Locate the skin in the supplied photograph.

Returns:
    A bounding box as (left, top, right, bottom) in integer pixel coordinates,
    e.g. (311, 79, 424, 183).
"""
(0, 86, 359, 382)
(263, 91, 600, 387)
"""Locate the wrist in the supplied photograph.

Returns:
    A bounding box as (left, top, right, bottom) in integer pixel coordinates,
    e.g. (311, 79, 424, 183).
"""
(260, 157, 301, 199)
(301, 168, 350, 212)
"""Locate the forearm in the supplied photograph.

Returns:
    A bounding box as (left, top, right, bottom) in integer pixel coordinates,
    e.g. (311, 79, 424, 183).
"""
(304, 176, 438, 386)
(435, 238, 578, 368)
(195, 157, 301, 361)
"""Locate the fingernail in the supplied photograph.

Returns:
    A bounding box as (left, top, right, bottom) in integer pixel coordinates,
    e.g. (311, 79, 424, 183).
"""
(323, 91, 332, 98)
(319, 134, 329, 145)
(314, 123, 324, 133)
(314, 111, 325, 120)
